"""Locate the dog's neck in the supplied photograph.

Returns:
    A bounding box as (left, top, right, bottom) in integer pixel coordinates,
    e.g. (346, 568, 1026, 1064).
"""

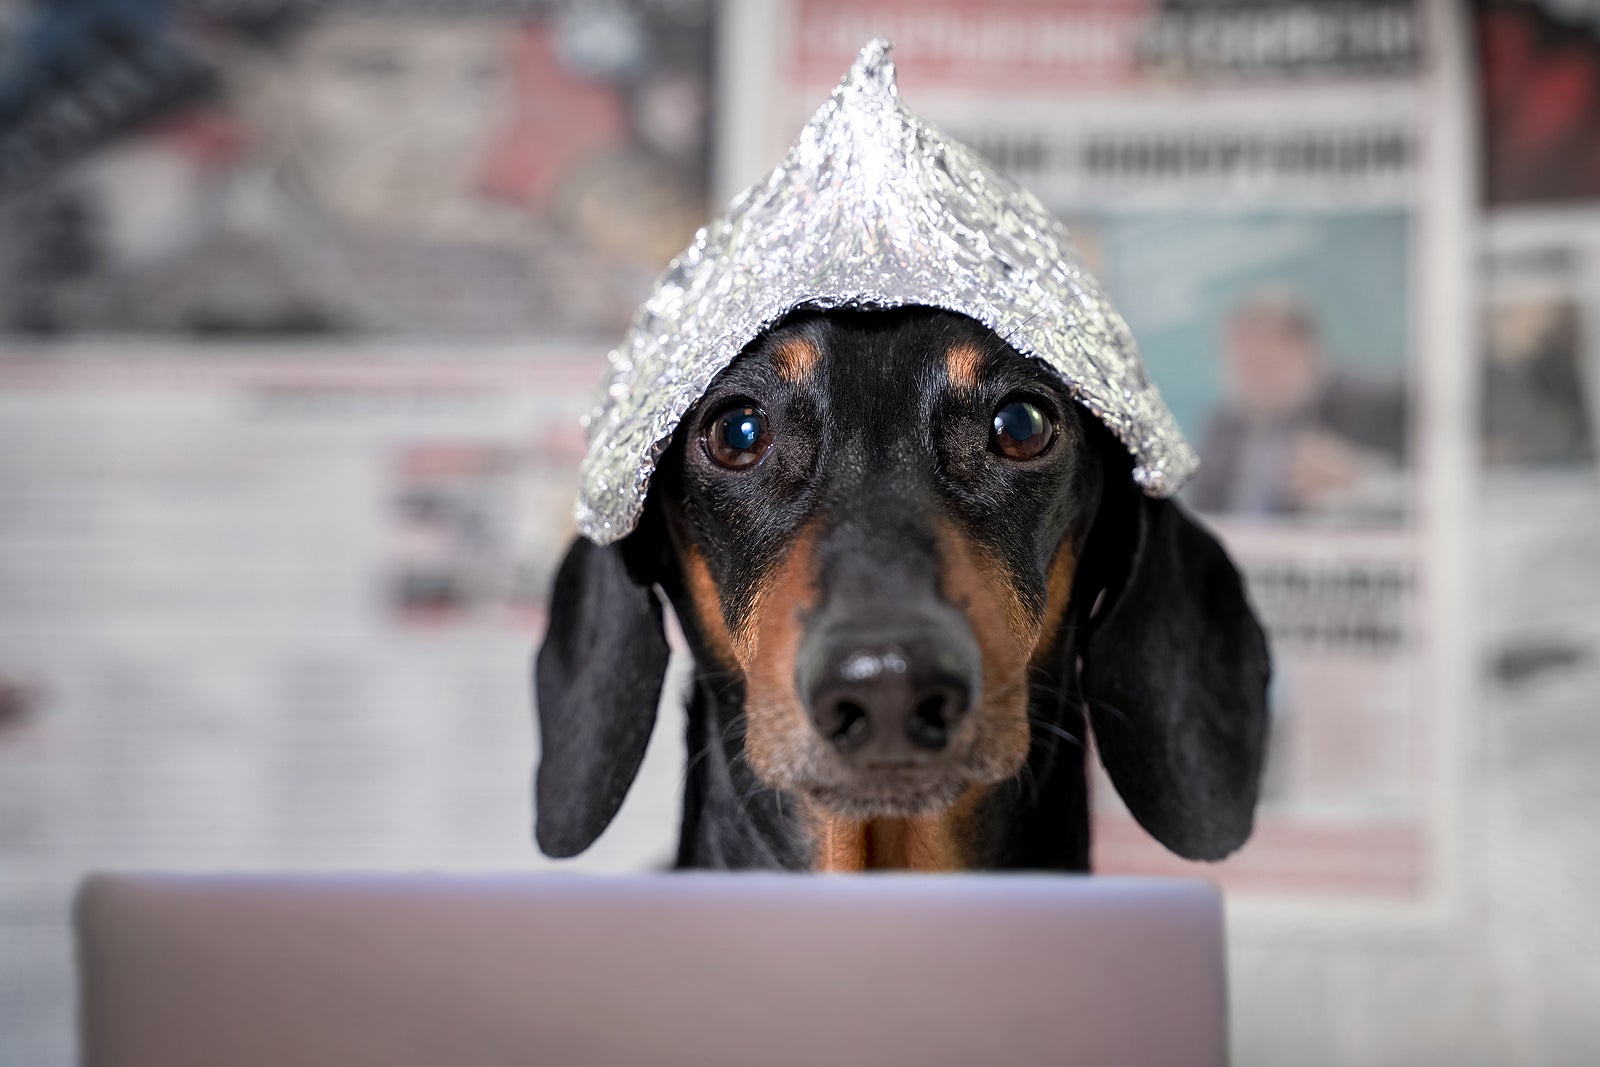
(671, 665, 1093, 872)
(810, 802, 978, 872)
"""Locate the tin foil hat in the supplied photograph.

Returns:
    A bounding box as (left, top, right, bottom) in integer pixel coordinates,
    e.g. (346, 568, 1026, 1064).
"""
(575, 38, 1197, 545)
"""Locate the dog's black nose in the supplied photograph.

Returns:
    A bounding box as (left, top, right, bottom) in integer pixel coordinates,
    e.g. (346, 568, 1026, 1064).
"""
(800, 627, 980, 757)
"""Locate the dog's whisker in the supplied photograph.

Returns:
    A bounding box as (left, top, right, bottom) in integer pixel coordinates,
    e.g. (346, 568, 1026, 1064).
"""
(1013, 759, 1042, 809)
(726, 750, 760, 793)
(717, 713, 749, 745)
(1080, 694, 1135, 731)
(698, 674, 746, 706)
(677, 695, 751, 795)
(1028, 717, 1085, 750)
(677, 740, 719, 793)
(730, 772, 772, 824)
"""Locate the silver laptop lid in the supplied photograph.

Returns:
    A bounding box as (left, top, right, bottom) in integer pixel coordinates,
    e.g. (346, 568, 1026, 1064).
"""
(77, 873, 1225, 1067)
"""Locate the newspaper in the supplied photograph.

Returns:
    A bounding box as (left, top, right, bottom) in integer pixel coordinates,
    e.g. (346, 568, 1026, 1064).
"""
(0, 343, 704, 876)
(0, 4, 718, 1062)
(725, 0, 1465, 910)
(1472, 10, 1600, 1051)
(0, 1, 714, 336)
(1478, 0, 1600, 470)
(0, 343, 697, 1063)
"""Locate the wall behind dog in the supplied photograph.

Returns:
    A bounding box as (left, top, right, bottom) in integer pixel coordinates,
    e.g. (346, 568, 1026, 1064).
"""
(1, 1, 1597, 1064)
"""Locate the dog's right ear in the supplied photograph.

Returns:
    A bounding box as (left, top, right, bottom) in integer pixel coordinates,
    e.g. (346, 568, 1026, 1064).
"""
(533, 530, 671, 858)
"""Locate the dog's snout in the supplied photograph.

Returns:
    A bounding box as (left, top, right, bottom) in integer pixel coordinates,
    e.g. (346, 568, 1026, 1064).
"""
(801, 627, 980, 757)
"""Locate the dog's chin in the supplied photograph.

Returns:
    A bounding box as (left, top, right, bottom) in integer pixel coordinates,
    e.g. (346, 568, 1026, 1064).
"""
(800, 774, 970, 820)
(747, 717, 1031, 821)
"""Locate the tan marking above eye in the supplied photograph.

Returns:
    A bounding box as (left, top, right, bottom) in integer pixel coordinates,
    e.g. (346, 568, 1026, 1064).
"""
(771, 337, 823, 382)
(945, 341, 985, 393)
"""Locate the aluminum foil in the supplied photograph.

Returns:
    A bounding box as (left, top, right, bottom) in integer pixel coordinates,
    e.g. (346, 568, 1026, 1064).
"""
(576, 38, 1197, 545)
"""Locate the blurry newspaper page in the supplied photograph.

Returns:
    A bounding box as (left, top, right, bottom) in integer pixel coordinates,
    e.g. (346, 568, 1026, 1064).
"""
(1471, 7, 1600, 1050)
(1475, 0, 1600, 976)
(0, 344, 692, 1062)
(728, 0, 1466, 911)
(1477, 0, 1600, 469)
(0, 2, 714, 338)
(0, 343, 692, 882)
(1477, 212, 1600, 851)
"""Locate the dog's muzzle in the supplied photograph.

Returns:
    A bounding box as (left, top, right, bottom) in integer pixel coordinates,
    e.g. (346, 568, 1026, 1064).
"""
(796, 602, 983, 777)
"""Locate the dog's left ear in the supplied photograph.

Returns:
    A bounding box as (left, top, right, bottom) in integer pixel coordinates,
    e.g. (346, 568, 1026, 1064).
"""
(533, 526, 671, 859)
(1079, 491, 1271, 861)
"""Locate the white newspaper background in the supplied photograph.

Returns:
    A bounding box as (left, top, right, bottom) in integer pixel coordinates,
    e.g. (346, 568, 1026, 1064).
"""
(0, 347, 693, 1064)
(1472, 201, 1600, 1063)
(0, 4, 715, 1061)
(726, 0, 1456, 911)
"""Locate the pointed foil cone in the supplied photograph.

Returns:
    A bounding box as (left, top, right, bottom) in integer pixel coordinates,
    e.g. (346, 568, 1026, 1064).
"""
(575, 38, 1197, 545)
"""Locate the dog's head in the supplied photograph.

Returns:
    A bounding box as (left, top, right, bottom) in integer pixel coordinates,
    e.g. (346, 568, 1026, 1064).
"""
(535, 307, 1270, 864)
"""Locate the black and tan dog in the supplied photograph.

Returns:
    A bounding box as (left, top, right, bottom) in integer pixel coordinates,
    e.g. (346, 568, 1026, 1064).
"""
(535, 306, 1270, 872)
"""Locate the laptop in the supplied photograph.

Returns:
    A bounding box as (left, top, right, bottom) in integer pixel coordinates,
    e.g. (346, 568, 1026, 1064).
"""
(76, 872, 1226, 1066)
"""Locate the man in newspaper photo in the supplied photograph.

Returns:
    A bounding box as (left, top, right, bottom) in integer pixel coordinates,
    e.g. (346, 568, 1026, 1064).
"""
(1187, 287, 1409, 519)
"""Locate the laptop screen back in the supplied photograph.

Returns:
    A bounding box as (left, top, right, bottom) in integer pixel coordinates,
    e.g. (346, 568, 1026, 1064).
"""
(77, 873, 1225, 1067)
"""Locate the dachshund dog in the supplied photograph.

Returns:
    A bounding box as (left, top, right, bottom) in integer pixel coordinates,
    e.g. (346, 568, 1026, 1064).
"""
(534, 306, 1270, 871)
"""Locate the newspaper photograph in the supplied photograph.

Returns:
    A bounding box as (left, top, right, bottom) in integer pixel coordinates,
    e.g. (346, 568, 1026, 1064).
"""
(1478, 0, 1600, 470)
(0, 1, 714, 336)
(1482, 225, 1599, 470)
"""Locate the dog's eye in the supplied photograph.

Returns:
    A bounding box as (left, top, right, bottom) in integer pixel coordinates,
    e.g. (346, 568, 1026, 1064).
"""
(991, 398, 1055, 461)
(703, 403, 773, 470)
